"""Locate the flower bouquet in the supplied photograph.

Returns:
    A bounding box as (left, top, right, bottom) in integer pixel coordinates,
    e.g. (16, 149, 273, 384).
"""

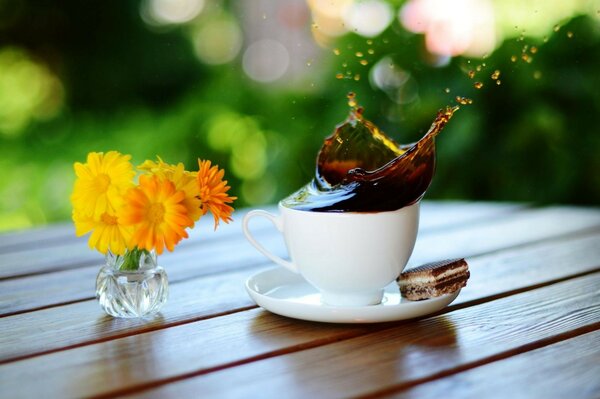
(71, 151, 235, 318)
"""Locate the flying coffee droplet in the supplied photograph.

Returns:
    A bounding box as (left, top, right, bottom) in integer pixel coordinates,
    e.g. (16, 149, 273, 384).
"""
(530, 46, 538, 54)
(468, 70, 475, 79)
(482, 63, 487, 67)
(522, 45, 529, 53)
(543, 36, 549, 43)
(491, 70, 501, 80)
(354, 74, 360, 81)
(511, 55, 517, 62)
(474, 82, 483, 89)
(567, 31, 574, 38)
(346, 70, 352, 75)
(455, 96, 473, 105)
(533, 71, 542, 79)
(444, 88, 451, 93)
(476, 65, 482, 72)
(366, 39, 373, 45)
(355, 51, 364, 57)
(367, 48, 375, 55)
(342, 62, 348, 68)
(347, 92, 357, 107)
(333, 48, 341, 56)
(521, 53, 530, 62)
(336, 73, 344, 79)
(306, 60, 312, 67)
(359, 59, 368, 66)
(554, 24, 561, 32)
(496, 80, 501, 86)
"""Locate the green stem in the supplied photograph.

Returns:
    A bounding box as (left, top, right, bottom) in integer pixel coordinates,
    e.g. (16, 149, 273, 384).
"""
(120, 247, 146, 271)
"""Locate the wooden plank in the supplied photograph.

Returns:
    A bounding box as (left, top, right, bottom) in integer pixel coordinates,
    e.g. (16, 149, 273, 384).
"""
(0, 272, 598, 398)
(416, 201, 524, 232)
(0, 207, 265, 253)
(0, 208, 274, 279)
(0, 203, 534, 315)
(0, 202, 523, 278)
(1, 230, 599, 364)
(0, 202, 521, 253)
(0, 223, 74, 251)
(408, 206, 600, 266)
(127, 274, 600, 399)
(384, 330, 600, 399)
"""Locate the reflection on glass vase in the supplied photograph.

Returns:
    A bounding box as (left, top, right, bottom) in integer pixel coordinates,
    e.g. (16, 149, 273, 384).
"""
(96, 248, 168, 318)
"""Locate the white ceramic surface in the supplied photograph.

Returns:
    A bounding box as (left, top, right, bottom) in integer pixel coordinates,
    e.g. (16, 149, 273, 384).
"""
(245, 267, 460, 323)
(242, 202, 420, 306)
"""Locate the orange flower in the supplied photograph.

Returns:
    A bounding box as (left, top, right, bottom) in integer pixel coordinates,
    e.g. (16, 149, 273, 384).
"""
(120, 175, 193, 254)
(197, 159, 236, 229)
(138, 157, 202, 224)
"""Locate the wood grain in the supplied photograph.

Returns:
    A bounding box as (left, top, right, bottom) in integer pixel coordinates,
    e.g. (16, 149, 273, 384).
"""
(120, 274, 600, 399)
(407, 206, 600, 266)
(0, 203, 532, 315)
(0, 272, 598, 398)
(387, 330, 600, 399)
(1, 231, 599, 363)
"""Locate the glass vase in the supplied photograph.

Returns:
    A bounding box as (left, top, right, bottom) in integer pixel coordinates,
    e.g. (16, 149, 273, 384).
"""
(95, 249, 168, 318)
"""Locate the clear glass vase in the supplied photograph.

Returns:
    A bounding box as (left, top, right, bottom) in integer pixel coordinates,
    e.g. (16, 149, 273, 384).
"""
(95, 249, 168, 318)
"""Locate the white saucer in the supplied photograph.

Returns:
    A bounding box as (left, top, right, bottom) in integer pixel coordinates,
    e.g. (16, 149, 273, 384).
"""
(245, 267, 460, 323)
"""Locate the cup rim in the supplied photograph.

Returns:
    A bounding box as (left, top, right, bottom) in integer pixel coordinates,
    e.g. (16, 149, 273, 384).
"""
(277, 200, 420, 216)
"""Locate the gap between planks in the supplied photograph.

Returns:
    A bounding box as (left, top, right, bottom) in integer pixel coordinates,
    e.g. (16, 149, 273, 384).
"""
(1, 227, 599, 365)
(2, 206, 599, 317)
(76, 273, 600, 398)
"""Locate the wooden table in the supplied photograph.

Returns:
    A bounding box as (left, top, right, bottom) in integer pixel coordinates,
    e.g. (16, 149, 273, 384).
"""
(1, 201, 599, 398)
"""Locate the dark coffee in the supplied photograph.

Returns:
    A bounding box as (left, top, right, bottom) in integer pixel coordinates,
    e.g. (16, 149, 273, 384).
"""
(282, 100, 458, 213)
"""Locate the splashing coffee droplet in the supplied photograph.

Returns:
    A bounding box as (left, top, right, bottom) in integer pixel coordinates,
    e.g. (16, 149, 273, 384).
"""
(455, 96, 473, 105)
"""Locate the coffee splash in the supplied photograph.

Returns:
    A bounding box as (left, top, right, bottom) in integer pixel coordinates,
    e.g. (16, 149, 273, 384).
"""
(282, 95, 458, 212)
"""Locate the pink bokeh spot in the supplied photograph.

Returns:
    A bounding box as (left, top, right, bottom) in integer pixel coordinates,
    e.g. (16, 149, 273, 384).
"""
(399, 0, 496, 57)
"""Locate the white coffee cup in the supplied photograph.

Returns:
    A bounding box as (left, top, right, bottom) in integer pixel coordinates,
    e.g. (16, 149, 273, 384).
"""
(242, 202, 419, 306)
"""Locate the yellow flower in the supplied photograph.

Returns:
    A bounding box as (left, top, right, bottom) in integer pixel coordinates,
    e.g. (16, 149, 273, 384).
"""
(138, 157, 203, 224)
(120, 174, 193, 255)
(197, 159, 236, 229)
(71, 151, 135, 218)
(73, 209, 132, 255)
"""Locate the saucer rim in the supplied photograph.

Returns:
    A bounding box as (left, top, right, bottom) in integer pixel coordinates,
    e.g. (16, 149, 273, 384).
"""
(245, 267, 460, 323)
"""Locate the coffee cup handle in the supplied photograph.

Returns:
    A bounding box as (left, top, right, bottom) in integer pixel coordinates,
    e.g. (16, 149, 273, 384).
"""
(242, 210, 298, 273)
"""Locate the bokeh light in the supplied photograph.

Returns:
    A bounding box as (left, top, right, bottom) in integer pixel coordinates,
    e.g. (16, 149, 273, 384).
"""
(399, 0, 496, 57)
(192, 15, 242, 65)
(343, 0, 394, 38)
(242, 39, 290, 83)
(0, 47, 64, 137)
(370, 57, 419, 105)
(142, 0, 204, 26)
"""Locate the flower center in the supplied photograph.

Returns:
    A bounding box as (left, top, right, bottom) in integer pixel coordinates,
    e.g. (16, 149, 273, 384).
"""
(147, 203, 165, 224)
(100, 212, 118, 225)
(96, 174, 111, 193)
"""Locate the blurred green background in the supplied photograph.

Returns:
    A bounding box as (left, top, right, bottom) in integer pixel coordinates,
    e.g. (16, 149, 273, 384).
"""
(0, 0, 599, 231)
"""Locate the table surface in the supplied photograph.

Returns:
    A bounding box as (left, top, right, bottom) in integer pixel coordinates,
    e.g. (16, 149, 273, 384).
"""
(1, 201, 599, 398)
